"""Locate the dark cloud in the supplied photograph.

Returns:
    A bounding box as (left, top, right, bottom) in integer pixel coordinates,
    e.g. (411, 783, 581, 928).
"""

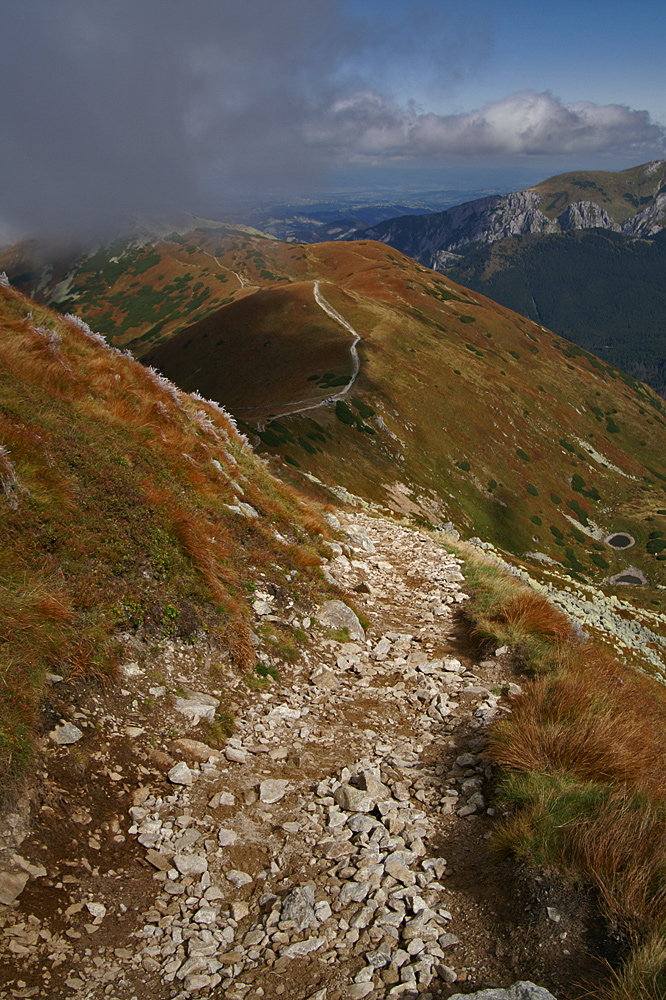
(0, 1, 663, 240)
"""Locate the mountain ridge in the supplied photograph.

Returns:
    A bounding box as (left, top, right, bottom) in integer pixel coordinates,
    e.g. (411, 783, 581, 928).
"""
(344, 160, 666, 267)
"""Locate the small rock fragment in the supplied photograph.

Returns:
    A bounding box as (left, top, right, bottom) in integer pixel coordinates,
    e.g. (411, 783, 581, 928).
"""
(0, 871, 29, 905)
(50, 723, 83, 745)
(167, 762, 193, 786)
(259, 779, 289, 804)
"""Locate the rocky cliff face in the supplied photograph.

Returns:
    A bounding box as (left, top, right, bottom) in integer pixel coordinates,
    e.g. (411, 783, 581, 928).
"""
(349, 166, 666, 269)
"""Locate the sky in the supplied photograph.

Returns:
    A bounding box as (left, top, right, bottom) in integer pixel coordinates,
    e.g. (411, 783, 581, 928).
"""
(0, 0, 664, 241)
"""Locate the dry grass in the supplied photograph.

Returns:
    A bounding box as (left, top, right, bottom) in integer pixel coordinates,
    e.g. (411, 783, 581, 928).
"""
(445, 536, 666, 993)
(0, 282, 329, 792)
(596, 931, 666, 1000)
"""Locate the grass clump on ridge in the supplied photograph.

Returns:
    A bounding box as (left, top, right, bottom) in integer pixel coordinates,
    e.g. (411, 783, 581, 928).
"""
(438, 535, 666, 999)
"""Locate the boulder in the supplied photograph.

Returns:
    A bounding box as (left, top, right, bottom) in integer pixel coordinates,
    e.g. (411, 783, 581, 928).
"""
(317, 600, 365, 642)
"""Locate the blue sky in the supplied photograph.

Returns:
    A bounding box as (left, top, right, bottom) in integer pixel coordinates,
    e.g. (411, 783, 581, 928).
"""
(345, 0, 665, 126)
(0, 0, 664, 239)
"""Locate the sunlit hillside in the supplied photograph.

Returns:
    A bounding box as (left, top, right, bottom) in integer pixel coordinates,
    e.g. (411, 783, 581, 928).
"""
(5, 229, 666, 648)
(0, 276, 329, 790)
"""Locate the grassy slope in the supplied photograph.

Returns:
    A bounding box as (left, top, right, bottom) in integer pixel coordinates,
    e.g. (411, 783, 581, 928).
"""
(0, 278, 329, 793)
(128, 237, 666, 594)
(443, 229, 666, 397)
(532, 159, 666, 224)
(6, 229, 666, 645)
(450, 538, 666, 999)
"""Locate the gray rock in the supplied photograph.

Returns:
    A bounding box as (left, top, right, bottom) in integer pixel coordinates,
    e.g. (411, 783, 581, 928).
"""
(281, 885, 318, 931)
(280, 936, 326, 959)
(217, 828, 237, 846)
(442, 658, 464, 674)
(173, 854, 208, 877)
(435, 522, 460, 540)
(334, 784, 376, 813)
(317, 600, 365, 642)
(448, 984, 557, 1000)
(0, 870, 29, 905)
(345, 528, 376, 554)
(259, 779, 289, 804)
(373, 637, 392, 658)
(347, 815, 378, 834)
(310, 666, 338, 690)
(226, 869, 252, 888)
(173, 698, 216, 725)
(346, 985, 374, 999)
(168, 762, 194, 785)
(50, 722, 83, 745)
(356, 770, 389, 800)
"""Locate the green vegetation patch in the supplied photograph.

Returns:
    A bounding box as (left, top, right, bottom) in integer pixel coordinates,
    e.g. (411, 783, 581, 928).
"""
(566, 498, 590, 526)
(335, 400, 374, 434)
(350, 397, 376, 419)
(572, 474, 601, 501)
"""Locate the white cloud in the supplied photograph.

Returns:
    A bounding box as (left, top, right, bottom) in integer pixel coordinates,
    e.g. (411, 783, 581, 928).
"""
(314, 89, 666, 161)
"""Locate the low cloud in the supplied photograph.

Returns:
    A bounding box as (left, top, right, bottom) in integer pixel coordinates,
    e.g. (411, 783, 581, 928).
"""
(314, 90, 666, 161)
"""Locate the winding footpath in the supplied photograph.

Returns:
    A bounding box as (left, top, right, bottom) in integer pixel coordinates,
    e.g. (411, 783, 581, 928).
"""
(255, 281, 361, 428)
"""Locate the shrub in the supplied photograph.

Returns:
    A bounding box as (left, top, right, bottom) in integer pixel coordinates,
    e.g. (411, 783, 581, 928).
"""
(351, 397, 376, 419)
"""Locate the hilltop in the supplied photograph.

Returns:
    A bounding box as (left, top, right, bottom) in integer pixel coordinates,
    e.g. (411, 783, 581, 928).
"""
(333, 161, 666, 397)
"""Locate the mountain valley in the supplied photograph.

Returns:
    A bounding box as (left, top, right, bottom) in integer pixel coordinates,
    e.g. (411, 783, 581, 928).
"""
(340, 161, 666, 398)
(3, 212, 666, 1000)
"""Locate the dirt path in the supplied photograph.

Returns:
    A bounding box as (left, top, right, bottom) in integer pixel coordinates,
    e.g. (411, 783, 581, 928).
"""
(256, 281, 361, 428)
(0, 513, 608, 1000)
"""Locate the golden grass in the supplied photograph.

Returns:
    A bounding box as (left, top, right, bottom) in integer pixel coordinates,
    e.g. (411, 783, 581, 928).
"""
(596, 931, 666, 1000)
(0, 283, 329, 794)
(446, 536, 666, 993)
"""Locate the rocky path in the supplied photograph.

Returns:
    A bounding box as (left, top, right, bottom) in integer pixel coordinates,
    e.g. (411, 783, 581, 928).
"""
(0, 514, 594, 1000)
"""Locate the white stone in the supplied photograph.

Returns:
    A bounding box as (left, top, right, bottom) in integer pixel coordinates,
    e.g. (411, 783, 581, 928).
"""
(259, 779, 289, 804)
(168, 762, 194, 786)
(317, 600, 365, 642)
(226, 870, 252, 888)
(50, 722, 83, 745)
(173, 854, 208, 876)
